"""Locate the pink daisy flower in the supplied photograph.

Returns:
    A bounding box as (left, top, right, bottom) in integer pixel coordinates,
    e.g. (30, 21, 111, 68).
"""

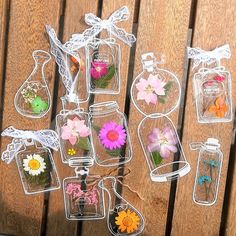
(147, 127, 178, 158)
(99, 121, 127, 150)
(136, 74, 166, 105)
(90, 61, 108, 79)
(61, 117, 90, 145)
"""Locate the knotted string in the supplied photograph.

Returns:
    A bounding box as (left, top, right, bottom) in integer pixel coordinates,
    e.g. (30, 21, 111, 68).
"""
(187, 44, 231, 69)
(1, 126, 59, 164)
(85, 167, 144, 201)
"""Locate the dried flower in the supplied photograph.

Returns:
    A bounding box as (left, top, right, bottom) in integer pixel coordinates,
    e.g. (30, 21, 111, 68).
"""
(23, 154, 46, 176)
(68, 148, 76, 156)
(99, 121, 127, 150)
(31, 96, 48, 114)
(208, 97, 228, 118)
(90, 61, 108, 79)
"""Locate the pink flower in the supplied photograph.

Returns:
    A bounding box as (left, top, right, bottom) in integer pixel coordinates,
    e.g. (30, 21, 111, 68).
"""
(147, 127, 178, 158)
(90, 61, 108, 79)
(99, 121, 127, 150)
(66, 183, 83, 198)
(136, 74, 166, 105)
(214, 76, 225, 82)
(61, 117, 90, 145)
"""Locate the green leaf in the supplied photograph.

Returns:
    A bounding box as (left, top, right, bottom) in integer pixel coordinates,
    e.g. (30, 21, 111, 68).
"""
(158, 97, 166, 104)
(92, 125, 101, 134)
(164, 81, 173, 92)
(93, 65, 116, 88)
(106, 148, 122, 157)
(77, 137, 90, 151)
(151, 151, 163, 166)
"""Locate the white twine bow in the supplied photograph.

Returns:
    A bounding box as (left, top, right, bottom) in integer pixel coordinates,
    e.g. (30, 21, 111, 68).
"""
(1, 126, 59, 164)
(198, 66, 226, 76)
(187, 44, 231, 69)
(64, 6, 136, 50)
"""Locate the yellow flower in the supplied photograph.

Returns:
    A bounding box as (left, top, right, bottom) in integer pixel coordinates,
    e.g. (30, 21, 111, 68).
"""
(68, 148, 76, 156)
(115, 209, 140, 233)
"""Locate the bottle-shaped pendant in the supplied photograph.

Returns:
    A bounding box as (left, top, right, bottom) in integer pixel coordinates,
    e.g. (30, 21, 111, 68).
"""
(98, 177, 145, 235)
(190, 138, 223, 206)
(138, 115, 190, 182)
(56, 106, 93, 164)
(14, 50, 51, 118)
(63, 167, 105, 220)
(15, 139, 60, 194)
(89, 101, 132, 167)
(86, 39, 120, 94)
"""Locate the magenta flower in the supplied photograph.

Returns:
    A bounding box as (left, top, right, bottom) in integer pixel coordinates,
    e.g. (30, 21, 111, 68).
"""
(99, 121, 127, 150)
(214, 76, 225, 82)
(147, 127, 178, 158)
(61, 117, 90, 145)
(136, 74, 166, 105)
(90, 61, 108, 79)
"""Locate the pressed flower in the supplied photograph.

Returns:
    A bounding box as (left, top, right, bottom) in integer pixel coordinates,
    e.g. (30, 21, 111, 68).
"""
(214, 75, 225, 82)
(61, 117, 90, 145)
(115, 209, 140, 233)
(204, 159, 220, 167)
(136, 74, 166, 105)
(90, 61, 108, 80)
(31, 96, 48, 114)
(147, 127, 178, 158)
(21, 85, 37, 103)
(23, 154, 46, 176)
(208, 97, 228, 118)
(99, 121, 127, 150)
(68, 148, 76, 156)
(198, 175, 212, 185)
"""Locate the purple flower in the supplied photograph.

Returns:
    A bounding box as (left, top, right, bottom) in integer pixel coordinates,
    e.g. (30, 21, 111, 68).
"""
(147, 127, 178, 158)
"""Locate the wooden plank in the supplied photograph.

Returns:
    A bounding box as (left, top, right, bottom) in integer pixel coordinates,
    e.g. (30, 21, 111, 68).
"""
(81, 1, 136, 235)
(45, 1, 99, 236)
(121, 0, 192, 235)
(0, 0, 8, 105)
(171, 0, 236, 235)
(0, 1, 61, 235)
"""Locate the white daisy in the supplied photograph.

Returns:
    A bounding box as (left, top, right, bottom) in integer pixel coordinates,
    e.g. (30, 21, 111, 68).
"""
(23, 154, 46, 176)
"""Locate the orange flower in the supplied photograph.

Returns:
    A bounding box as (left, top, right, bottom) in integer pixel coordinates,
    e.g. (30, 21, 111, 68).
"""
(208, 97, 228, 118)
(70, 56, 85, 72)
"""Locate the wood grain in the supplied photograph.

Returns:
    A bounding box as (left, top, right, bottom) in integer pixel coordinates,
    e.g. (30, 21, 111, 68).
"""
(0, 1, 61, 235)
(121, 0, 192, 235)
(171, 0, 236, 235)
(81, 1, 136, 235)
(45, 1, 99, 236)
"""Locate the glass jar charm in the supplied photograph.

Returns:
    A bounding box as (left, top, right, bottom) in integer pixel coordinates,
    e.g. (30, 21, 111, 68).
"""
(14, 50, 52, 118)
(190, 138, 223, 206)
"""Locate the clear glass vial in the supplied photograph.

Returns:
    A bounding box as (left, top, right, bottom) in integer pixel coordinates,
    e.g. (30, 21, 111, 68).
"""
(190, 138, 223, 206)
(138, 115, 190, 182)
(89, 101, 132, 167)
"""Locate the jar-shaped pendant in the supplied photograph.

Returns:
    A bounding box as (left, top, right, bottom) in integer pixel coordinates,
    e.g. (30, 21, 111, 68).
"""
(89, 101, 132, 167)
(86, 39, 120, 94)
(14, 50, 51, 118)
(190, 138, 223, 206)
(56, 108, 93, 164)
(98, 177, 145, 235)
(138, 115, 190, 182)
(15, 140, 60, 194)
(193, 68, 232, 123)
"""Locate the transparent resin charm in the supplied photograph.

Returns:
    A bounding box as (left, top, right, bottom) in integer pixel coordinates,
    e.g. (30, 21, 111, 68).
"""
(15, 140, 60, 194)
(193, 69, 232, 123)
(56, 108, 93, 164)
(46, 25, 89, 103)
(63, 168, 105, 220)
(138, 115, 190, 182)
(86, 40, 120, 94)
(131, 52, 181, 116)
(89, 101, 132, 167)
(190, 138, 223, 206)
(98, 177, 144, 235)
(14, 50, 51, 118)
